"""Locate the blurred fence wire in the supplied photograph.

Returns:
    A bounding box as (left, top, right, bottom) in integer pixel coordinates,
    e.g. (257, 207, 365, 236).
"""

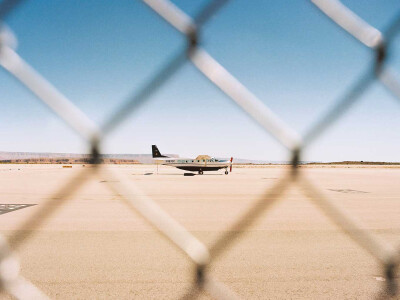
(0, 0, 400, 298)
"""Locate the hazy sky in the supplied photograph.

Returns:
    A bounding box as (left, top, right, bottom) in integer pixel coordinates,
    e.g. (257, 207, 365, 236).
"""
(1, 0, 400, 162)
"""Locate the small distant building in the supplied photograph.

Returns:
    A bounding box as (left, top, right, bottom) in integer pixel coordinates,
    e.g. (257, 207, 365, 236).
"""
(195, 155, 211, 161)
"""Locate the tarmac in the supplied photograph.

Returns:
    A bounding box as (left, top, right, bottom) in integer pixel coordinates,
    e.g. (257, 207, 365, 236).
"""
(0, 164, 399, 299)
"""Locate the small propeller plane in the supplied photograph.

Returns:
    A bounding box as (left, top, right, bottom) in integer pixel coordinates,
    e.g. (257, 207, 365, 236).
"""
(152, 145, 233, 175)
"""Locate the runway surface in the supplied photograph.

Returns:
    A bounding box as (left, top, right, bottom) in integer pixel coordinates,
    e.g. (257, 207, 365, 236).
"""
(0, 164, 399, 299)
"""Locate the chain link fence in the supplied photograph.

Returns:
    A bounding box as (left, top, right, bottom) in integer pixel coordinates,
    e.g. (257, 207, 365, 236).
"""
(0, 0, 400, 298)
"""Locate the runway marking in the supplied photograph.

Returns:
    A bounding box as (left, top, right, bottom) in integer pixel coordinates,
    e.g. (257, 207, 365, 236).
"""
(99, 180, 120, 183)
(328, 189, 369, 194)
(131, 173, 153, 175)
(0, 204, 36, 215)
(373, 276, 386, 281)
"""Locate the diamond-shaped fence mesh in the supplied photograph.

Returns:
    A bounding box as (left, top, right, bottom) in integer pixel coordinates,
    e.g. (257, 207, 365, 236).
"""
(0, 0, 399, 298)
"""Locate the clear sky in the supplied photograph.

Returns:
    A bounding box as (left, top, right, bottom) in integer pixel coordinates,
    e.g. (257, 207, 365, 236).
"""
(1, 0, 400, 162)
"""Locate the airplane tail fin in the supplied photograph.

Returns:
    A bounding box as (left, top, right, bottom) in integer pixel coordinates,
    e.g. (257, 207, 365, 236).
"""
(152, 145, 168, 158)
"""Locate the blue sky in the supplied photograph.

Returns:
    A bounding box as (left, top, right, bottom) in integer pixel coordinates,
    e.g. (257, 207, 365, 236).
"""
(1, 0, 400, 162)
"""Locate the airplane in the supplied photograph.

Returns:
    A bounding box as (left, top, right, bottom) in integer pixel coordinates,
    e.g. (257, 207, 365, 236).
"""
(152, 145, 233, 175)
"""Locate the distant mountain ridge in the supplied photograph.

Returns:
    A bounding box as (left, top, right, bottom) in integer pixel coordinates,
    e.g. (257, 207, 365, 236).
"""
(0, 151, 285, 164)
(0, 152, 179, 164)
(1, 152, 397, 165)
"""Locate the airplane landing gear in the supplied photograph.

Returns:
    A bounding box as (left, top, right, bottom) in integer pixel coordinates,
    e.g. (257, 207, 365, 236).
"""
(198, 170, 203, 175)
(225, 170, 228, 175)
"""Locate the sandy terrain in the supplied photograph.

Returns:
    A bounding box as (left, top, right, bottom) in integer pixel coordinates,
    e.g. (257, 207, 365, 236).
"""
(0, 164, 399, 299)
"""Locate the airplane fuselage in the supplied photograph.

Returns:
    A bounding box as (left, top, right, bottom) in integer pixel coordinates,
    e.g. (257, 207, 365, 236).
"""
(156, 158, 230, 172)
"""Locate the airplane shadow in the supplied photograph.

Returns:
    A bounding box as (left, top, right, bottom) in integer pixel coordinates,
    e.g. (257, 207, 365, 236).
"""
(144, 173, 225, 176)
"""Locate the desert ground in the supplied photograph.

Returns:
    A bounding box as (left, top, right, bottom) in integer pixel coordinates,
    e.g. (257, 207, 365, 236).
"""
(0, 164, 399, 299)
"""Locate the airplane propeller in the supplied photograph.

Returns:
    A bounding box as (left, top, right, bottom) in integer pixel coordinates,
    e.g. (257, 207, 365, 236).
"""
(230, 157, 233, 172)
